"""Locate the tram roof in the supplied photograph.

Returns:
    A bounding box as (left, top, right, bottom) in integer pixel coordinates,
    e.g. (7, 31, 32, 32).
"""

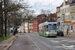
(44, 21, 57, 25)
(39, 23, 45, 27)
(39, 22, 57, 27)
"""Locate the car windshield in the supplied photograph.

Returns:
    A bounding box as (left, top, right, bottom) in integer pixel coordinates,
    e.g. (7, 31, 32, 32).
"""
(57, 30, 62, 32)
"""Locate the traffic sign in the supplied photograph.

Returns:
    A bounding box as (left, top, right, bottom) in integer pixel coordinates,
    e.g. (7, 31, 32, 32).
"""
(64, 23, 72, 25)
(63, 25, 65, 27)
(61, 24, 62, 26)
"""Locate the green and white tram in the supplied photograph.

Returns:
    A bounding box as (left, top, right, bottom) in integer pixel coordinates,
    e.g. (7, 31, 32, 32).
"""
(38, 21, 57, 37)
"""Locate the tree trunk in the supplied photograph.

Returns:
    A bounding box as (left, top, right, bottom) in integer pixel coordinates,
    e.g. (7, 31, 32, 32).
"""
(4, 0, 7, 37)
(0, 0, 3, 37)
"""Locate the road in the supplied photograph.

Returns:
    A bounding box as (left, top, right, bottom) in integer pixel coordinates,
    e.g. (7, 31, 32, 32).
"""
(8, 33, 75, 50)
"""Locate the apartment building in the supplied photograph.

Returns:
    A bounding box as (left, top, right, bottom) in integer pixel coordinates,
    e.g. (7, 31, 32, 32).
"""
(33, 20, 39, 32)
(70, 0, 75, 32)
(33, 14, 46, 32)
(20, 22, 24, 33)
(37, 14, 46, 23)
(25, 22, 28, 33)
(60, 0, 71, 32)
(29, 23, 33, 33)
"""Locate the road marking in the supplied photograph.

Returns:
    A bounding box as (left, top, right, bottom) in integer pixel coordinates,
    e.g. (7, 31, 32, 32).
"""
(61, 40, 68, 42)
(54, 44, 75, 50)
(51, 40, 60, 43)
(61, 39, 75, 43)
(68, 40, 75, 42)
(27, 35, 41, 50)
(57, 38, 65, 39)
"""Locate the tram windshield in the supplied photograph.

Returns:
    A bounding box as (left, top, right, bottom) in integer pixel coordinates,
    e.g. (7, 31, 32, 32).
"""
(45, 24, 57, 32)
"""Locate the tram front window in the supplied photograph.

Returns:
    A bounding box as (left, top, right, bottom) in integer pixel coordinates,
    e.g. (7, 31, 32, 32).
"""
(48, 24, 57, 32)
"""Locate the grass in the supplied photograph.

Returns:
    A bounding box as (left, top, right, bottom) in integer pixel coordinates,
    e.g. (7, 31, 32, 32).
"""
(0, 35, 12, 41)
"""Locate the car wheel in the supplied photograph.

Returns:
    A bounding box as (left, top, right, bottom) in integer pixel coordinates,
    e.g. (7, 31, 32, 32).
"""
(61, 34, 64, 36)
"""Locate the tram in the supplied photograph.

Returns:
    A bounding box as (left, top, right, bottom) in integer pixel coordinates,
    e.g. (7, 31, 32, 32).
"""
(38, 21, 57, 37)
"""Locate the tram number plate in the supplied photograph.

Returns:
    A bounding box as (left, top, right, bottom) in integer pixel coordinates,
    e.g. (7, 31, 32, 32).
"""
(51, 30, 55, 32)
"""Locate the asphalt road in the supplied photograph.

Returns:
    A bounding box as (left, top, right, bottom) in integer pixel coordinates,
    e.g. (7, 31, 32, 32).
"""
(8, 33, 75, 50)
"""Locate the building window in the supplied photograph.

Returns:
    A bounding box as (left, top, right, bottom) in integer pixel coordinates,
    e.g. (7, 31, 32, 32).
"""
(71, 7, 75, 11)
(74, 15, 75, 19)
(71, 26, 73, 30)
(62, 14, 65, 21)
(71, 15, 73, 19)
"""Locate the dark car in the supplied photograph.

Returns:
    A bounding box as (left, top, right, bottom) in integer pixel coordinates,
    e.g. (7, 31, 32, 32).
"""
(57, 30, 64, 36)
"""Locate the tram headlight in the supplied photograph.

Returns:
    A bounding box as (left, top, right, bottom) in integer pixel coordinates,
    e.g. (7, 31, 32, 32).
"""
(46, 32, 49, 34)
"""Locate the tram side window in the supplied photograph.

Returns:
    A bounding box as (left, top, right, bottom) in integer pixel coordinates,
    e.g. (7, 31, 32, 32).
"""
(46, 25, 48, 31)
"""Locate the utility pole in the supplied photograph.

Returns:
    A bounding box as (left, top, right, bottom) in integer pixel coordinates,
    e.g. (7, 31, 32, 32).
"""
(4, 0, 7, 37)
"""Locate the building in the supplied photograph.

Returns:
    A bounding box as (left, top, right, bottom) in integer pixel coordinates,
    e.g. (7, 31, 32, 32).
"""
(29, 23, 33, 33)
(25, 22, 28, 33)
(57, 7, 60, 29)
(33, 20, 39, 32)
(20, 22, 25, 33)
(37, 14, 46, 23)
(33, 14, 57, 32)
(47, 13, 57, 22)
(60, 0, 71, 32)
(33, 14, 46, 32)
(70, 0, 75, 32)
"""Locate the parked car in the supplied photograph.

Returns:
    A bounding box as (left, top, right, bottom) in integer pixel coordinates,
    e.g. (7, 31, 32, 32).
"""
(57, 30, 64, 36)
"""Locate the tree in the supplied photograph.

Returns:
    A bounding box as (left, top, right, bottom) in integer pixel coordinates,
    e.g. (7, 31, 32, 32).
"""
(3, 0, 29, 36)
(0, 0, 3, 37)
(8, 12, 22, 26)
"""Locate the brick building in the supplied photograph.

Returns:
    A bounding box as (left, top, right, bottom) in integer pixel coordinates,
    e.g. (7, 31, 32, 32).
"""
(33, 14, 46, 32)
(33, 20, 39, 32)
(37, 14, 46, 23)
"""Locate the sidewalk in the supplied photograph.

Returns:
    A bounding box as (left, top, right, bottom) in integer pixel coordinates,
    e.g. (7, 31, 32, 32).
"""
(64, 32, 75, 38)
(0, 34, 19, 50)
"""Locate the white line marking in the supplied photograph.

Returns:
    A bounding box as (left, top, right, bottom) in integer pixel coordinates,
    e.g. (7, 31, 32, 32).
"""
(54, 44, 75, 49)
(51, 40, 60, 43)
(27, 35, 41, 50)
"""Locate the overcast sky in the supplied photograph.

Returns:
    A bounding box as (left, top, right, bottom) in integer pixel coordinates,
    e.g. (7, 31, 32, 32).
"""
(23, 0, 64, 15)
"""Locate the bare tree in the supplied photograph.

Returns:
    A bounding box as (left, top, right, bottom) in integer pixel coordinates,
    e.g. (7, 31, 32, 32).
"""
(3, 0, 29, 36)
(0, 0, 3, 37)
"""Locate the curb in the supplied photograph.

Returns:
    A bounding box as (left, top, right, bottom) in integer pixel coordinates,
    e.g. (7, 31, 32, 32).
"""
(3, 36, 18, 50)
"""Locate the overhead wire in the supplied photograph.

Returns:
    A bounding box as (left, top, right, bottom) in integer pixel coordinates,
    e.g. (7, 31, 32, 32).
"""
(34, 0, 39, 6)
(31, 0, 58, 14)
(36, 0, 44, 10)
(46, 0, 58, 12)
(31, 0, 39, 10)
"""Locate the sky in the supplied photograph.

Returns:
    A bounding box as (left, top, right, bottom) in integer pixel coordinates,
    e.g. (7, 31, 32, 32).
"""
(23, 0, 64, 15)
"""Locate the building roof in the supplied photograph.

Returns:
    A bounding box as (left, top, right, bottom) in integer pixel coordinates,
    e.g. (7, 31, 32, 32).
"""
(37, 14, 46, 17)
(60, 0, 70, 7)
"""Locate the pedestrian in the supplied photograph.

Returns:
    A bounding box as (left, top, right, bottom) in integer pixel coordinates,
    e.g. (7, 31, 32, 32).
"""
(13, 29, 16, 35)
(67, 29, 68, 35)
